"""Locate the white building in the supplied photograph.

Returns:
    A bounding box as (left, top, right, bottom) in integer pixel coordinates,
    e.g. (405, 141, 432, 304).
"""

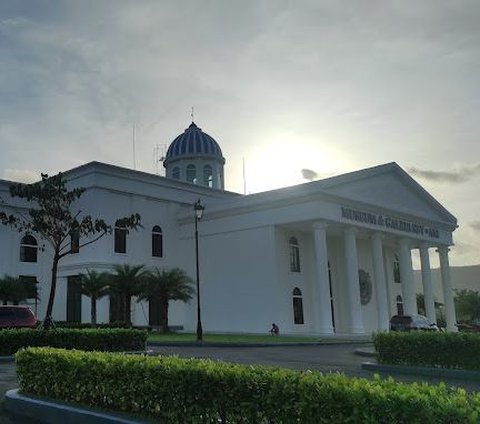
(0, 122, 459, 335)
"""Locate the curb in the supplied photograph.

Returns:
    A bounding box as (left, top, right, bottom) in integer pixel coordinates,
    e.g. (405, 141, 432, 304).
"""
(354, 348, 377, 358)
(147, 340, 372, 348)
(147, 341, 324, 348)
(361, 361, 480, 381)
(5, 389, 150, 424)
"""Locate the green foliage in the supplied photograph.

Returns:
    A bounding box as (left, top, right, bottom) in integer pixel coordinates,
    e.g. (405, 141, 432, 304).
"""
(77, 270, 110, 327)
(52, 321, 131, 329)
(137, 267, 195, 332)
(0, 328, 147, 355)
(108, 264, 148, 326)
(16, 347, 480, 423)
(0, 275, 36, 305)
(0, 172, 141, 323)
(374, 331, 480, 370)
(455, 289, 480, 322)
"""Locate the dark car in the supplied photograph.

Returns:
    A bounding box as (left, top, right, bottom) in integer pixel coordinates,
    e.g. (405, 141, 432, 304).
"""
(0, 306, 37, 329)
(390, 314, 439, 332)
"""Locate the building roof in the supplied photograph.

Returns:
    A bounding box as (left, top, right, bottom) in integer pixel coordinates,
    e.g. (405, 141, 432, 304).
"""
(164, 122, 225, 166)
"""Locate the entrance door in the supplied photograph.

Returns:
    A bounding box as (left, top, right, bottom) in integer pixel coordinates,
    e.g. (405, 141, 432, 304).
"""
(66, 276, 82, 322)
(149, 298, 161, 326)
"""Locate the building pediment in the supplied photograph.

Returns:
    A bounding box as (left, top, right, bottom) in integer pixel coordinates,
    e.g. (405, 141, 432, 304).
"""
(316, 163, 457, 227)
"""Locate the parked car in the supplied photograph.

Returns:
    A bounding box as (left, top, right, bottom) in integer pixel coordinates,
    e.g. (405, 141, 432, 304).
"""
(389, 314, 439, 332)
(0, 306, 37, 329)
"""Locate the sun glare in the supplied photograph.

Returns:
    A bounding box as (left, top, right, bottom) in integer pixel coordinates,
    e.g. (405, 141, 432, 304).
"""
(243, 132, 350, 194)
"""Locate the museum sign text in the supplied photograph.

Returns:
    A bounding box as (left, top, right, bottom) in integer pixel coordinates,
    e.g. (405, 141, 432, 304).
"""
(341, 207, 439, 239)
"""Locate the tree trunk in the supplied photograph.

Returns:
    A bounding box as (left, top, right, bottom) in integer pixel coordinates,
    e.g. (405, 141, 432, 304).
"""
(91, 296, 97, 328)
(44, 253, 60, 328)
(160, 298, 169, 333)
(125, 295, 132, 327)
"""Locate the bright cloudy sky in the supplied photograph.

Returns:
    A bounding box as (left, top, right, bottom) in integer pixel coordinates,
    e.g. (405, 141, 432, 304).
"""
(1, 1, 479, 267)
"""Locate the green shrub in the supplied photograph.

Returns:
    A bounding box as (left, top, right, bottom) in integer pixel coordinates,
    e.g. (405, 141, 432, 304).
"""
(374, 331, 480, 370)
(0, 328, 147, 355)
(16, 347, 480, 423)
(52, 321, 131, 329)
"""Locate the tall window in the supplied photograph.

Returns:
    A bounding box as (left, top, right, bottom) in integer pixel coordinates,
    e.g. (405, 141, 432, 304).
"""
(203, 165, 213, 187)
(393, 254, 401, 283)
(328, 261, 335, 329)
(172, 167, 180, 180)
(20, 235, 38, 263)
(152, 225, 163, 258)
(114, 220, 127, 254)
(292, 287, 304, 324)
(289, 237, 300, 272)
(396, 295, 404, 316)
(186, 164, 197, 183)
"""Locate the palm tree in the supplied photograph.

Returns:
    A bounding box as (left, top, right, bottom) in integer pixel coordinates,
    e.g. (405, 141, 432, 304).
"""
(78, 270, 110, 327)
(0, 275, 31, 305)
(108, 264, 147, 326)
(137, 267, 195, 332)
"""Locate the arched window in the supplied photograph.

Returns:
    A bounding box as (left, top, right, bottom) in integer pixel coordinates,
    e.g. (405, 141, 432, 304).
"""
(292, 287, 304, 324)
(152, 225, 163, 258)
(396, 295, 404, 316)
(203, 165, 213, 187)
(289, 237, 300, 272)
(20, 235, 38, 263)
(186, 164, 197, 183)
(393, 254, 401, 283)
(172, 167, 181, 180)
(114, 220, 127, 254)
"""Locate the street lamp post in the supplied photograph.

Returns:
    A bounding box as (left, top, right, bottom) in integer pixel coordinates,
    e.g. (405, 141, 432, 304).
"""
(194, 199, 205, 341)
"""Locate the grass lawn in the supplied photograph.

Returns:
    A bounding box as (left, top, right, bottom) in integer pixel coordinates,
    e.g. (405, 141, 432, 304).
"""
(147, 332, 322, 344)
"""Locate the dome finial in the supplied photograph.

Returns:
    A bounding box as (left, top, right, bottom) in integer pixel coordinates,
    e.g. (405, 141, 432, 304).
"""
(191, 106, 195, 124)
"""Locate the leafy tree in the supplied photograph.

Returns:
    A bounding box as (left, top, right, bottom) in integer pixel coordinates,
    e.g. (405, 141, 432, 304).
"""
(454, 289, 480, 322)
(77, 270, 110, 327)
(109, 264, 147, 326)
(137, 268, 195, 332)
(0, 173, 141, 326)
(0, 275, 30, 305)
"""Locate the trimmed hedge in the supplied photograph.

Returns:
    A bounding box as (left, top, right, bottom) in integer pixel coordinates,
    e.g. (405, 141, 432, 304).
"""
(52, 321, 131, 329)
(16, 347, 480, 423)
(374, 331, 480, 370)
(0, 328, 147, 355)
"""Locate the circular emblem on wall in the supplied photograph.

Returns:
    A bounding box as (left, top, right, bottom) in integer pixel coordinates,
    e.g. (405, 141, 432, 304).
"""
(358, 269, 372, 305)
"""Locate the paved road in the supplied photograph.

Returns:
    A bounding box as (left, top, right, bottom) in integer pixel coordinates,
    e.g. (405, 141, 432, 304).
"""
(2, 343, 480, 423)
(150, 343, 480, 391)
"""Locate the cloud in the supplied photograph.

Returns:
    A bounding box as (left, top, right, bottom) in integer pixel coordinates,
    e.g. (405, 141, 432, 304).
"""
(3, 169, 39, 183)
(470, 221, 480, 232)
(301, 168, 318, 181)
(408, 163, 480, 183)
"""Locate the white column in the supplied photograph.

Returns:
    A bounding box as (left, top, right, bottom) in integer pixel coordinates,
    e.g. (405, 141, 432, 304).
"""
(437, 246, 458, 332)
(419, 244, 436, 324)
(344, 227, 364, 334)
(398, 238, 417, 315)
(371, 233, 389, 331)
(313, 222, 334, 334)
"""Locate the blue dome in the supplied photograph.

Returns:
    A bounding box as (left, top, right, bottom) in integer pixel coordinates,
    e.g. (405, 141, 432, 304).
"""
(164, 122, 225, 165)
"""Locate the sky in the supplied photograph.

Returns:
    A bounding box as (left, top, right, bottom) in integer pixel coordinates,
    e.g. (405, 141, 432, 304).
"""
(1, 1, 479, 267)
